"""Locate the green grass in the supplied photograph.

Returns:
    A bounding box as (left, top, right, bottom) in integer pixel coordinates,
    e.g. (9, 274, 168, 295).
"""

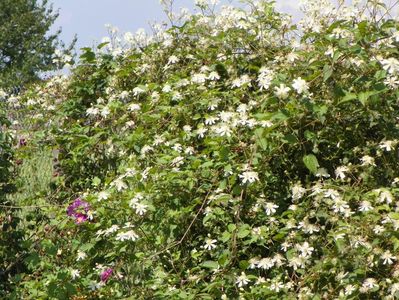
(8, 147, 53, 205)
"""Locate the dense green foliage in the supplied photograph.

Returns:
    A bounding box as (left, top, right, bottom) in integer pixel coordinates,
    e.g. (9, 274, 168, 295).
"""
(3, 0, 399, 299)
(0, 0, 74, 90)
(0, 102, 17, 294)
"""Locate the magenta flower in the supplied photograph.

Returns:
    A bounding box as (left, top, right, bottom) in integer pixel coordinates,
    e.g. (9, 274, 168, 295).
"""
(67, 198, 90, 224)
(74, 213, 89, 224)
(100, 268, 113, 282)
(19, 138, 27, 147)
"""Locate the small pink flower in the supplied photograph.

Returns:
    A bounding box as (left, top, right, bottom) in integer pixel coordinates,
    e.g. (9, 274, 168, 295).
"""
(100, 268, 113, 282)
(19, 138, 27, 147)
(74, 213, 88, 224)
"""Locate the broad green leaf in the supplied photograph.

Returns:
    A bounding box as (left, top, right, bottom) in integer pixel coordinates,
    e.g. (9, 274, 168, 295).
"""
(255, 128, 267, 150)
(303, 154, 319, 174)
(333, 51, 341, 63)
(323, 65, 333, 82)
(221, 231, 231, 242)
(358, 91, 372, 105)
(92, 176, 101, 186)
(201, 261, 219, 269)
(389, 212, 399, 220)
(227, 224, 236, 232)
(283, 134, 297, 144)
(257, 138, 268, 151)
(339, 92, 357, 104)
(358, 90, 383, 105)
(374, 70, 387, 80)
(237, 226, 251, 239)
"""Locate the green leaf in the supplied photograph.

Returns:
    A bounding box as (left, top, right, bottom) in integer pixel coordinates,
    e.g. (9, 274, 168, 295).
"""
(283, 134, 297, 144)
(257, 138, 268, 150)
(358, 20, 368, 36)
(239, 260, 249, 270)
(201, 161, 213, 168)
(97, 42, 109, 49)
(393, 238, 399, 251)
(92, 176, 101, 186)
(339, 92, 357, 104)
(358, 90, 383, 106)
(272, 110, 290, 121)
(218, 252, 230, 266)
(201, 261, 219, 269)
(358, 91, 371, 106)
(227, 224, 236, 232)
(303, 154, 319, 174)
(81, 242, 96, 252)
(254, 128, 268, 151)
(221, 231, 231, 242)
(323, 65, 333, 82)
(389, 212, 399, 220)
(80, 48, 96, 63)
(374, 70, 387, 80)
(332, 51, 341, 63)
(237, 225, 251, 239)
(327, 20, 346, 32)
(25, 253, 40, 268)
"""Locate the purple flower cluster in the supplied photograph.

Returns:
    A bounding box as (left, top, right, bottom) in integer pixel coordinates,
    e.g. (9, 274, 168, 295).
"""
(67, 198, 90, 224)
(100, 268, 113, 282)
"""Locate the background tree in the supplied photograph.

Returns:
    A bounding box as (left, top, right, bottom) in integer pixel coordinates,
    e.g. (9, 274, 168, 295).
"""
(0, 0, 75, 90)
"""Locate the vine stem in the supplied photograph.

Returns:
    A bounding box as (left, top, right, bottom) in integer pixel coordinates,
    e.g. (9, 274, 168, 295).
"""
(147, 191, 211, 260)
(0, 204, 64, 209)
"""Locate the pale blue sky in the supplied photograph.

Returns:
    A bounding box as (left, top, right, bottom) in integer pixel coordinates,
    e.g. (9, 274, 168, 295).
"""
(51, 0, 301, 52)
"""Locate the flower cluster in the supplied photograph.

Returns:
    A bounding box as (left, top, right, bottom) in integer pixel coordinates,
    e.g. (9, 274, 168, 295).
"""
(66, 198, 91, 224)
